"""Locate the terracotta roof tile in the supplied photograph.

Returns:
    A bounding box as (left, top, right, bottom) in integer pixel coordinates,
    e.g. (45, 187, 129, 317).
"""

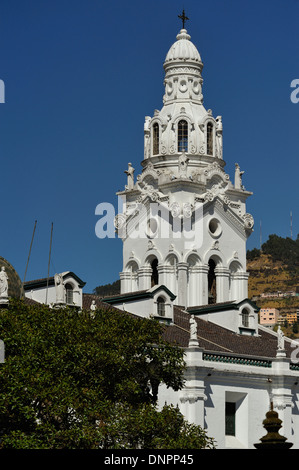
(163, 307, 293, 360)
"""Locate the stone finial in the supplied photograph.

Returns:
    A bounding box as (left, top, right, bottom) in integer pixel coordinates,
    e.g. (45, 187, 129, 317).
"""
(254, 403, 293, 449)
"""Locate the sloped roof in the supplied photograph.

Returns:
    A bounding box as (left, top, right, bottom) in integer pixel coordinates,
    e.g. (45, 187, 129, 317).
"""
(24, 271, 86, 289)
(81, 295, 293, 362)
(163, 306, 293, 360)
(82, 293, 117, 311)
(102, 285, 177, 303)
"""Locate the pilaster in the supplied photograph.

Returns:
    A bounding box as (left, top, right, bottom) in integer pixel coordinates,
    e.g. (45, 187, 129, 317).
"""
(177, 262, 188, 307)
(179, 341, 210, 428)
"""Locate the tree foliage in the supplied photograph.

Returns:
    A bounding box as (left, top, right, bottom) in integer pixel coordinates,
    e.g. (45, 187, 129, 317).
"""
(261, 234, 299, 272)
(247, 234, 299, 274)
(93, 280, 120, 297)
(0, 300, 214, 449)
(246, 247, 261, 261)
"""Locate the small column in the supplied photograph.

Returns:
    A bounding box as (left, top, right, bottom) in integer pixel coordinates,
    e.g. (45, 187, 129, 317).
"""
(239, 271, 249, 299)
(177, 262, 188, 307)
(157, 264, 169, 287)
(215, 267, 230, 303)
(137, 267, 152, 291)
(120, 272, 130, 293)
(230, 271, 249, 301)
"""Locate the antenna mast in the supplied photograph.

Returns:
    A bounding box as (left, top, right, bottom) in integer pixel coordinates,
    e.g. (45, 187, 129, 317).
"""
(22, 220, 37, 297)
(45, 222, 53, 304)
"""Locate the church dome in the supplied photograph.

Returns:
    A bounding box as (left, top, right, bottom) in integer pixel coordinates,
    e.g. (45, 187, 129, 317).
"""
(164, 29, 202, 66)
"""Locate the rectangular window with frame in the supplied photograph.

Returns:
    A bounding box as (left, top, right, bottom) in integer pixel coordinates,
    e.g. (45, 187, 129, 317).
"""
(178, 120, 188, 152)
(225, 402, 236, 436)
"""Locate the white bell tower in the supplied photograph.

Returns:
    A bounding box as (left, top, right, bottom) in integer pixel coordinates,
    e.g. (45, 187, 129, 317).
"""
(115, 17, 254, 310)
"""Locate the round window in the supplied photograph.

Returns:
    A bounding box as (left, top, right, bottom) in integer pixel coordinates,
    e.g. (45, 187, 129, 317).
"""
(208, 218, 222, 237)
(146, 218, 158, 238)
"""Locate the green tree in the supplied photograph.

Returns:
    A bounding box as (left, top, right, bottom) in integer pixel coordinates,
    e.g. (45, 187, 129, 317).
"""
(246, 248, 261, 261)
(0, 299, 214, 449)
(262, 234, 299, 272)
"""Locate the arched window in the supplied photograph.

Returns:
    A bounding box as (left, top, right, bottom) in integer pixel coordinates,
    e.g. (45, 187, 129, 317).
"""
(153, 123, 159, 155)
(157, 297, 165, 316)
(207, 122, 213, 156)
(178, 120, 188, 152)
(208, 259, 216, 304)
(151, 259, 159, 287)
(242, 308, 249, 328)
(65, 283, 74, 304)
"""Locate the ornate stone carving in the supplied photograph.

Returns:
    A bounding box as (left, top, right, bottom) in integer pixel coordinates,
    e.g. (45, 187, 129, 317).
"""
(211, 241, 220, 250)
(170, 202, 181, 218)
(178, 151, 189, 178)
(221, 194, 230, 206)
(215, 115, 223, 159)
(190, 314, 197, 340)
(183, 202, 192, 218)
(114, 213, 126, 229)
(147, 240, 156, 250)
(204, 191, 214, 202)
(243, 213, 254, 230)
(277, 326, 285, 351)
(234, 163, 244, 189)
(125, 163, 135, 190)
(54, 273, 65, 304)
(0, 267, 8, 298)
(144, 116, 151, 159)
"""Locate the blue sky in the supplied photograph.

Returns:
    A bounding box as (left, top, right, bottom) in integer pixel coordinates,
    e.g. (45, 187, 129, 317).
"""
(0, 0, 298, 293)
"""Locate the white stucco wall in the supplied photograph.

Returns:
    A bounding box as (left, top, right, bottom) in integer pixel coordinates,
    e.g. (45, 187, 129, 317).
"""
(158, 354, 299, 449)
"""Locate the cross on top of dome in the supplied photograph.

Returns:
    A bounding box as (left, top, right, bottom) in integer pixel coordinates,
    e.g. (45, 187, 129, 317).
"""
(178, 9, 189, 29)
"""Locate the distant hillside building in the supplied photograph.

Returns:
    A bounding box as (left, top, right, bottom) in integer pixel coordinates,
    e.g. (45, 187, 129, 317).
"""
(260, 308, 280, 327)
(277, 311, 299, 325)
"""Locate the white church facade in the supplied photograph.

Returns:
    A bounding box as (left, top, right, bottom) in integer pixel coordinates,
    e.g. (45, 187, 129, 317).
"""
(102, 17, 299, 449)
